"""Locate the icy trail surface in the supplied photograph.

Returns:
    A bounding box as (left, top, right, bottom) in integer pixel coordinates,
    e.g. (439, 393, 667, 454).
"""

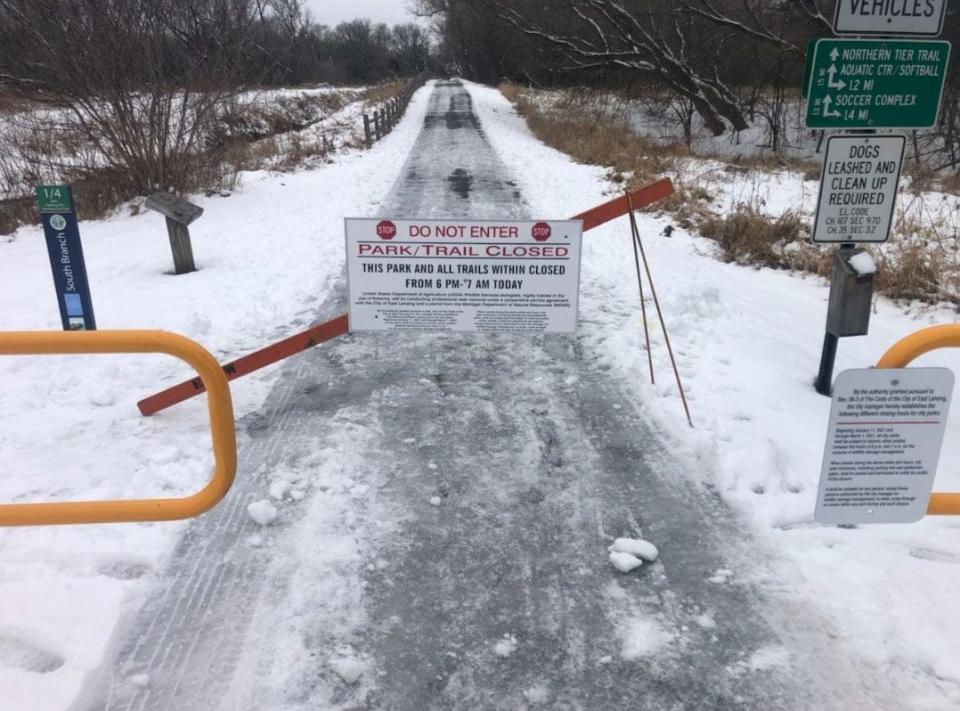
(85, 81, 888, 710)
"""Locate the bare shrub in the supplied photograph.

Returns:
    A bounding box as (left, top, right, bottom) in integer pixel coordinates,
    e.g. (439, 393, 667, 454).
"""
(699, 207, 810, 269)
(0, 0, 260, 195)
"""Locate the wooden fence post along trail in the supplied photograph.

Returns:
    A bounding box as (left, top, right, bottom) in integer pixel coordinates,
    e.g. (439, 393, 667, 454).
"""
(137, 178, 674, 416)
(364, 74, 430, 149)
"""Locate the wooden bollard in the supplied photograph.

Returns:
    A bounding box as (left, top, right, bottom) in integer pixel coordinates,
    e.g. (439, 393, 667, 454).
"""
(363, 113, 372, 148)
(145, 192, 204, 275)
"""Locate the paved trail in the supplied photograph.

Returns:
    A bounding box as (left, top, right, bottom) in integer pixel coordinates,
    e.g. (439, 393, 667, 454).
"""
(85, 81, 888, 711)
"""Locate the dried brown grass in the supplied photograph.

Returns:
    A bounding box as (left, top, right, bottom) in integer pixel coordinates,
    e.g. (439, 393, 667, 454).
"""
(499, 82, 957, 307)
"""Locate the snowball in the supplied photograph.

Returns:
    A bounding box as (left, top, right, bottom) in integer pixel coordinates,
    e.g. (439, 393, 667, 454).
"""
(695, 613, 717, 630)
(430, 496, 443, 507)
(609, 551, 643, 573)
(331, 657, 365, 685)
(494, 635, 518, 658)
(609, 538, 659, 562)
(247, 500, 278, 526)
(129, 673, 150, 688)
(848, 252, 877, 277)
(269, 479, 290, 501)
(523, 684, 552, 705)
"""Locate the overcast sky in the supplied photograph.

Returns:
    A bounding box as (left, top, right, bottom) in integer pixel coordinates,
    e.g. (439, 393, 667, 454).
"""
(305, 0, 421, 27)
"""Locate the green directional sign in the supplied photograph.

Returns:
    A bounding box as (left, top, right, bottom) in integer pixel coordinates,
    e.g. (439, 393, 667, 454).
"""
(806, 39, 950, 129)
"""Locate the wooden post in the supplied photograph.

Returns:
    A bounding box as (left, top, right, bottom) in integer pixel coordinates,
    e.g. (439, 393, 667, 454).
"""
(363, 113, 372, 149)
(165, 217, 196, 275)
(373, 111, 381, 140)
(380, 108, 387, 135)
(145, 192, 203, 276)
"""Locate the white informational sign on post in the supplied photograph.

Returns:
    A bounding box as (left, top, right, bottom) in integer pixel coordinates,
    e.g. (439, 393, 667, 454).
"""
(813, 135, 905, 244)
(345, 218, 583, 334)
(816, 368, 954, 525)
(833, 0, 947, 37)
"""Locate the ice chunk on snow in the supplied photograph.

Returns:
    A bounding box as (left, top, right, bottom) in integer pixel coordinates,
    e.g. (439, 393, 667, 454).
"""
(609, 538, 659, 562)
(746, 645, 790, 672)
(331, 656, 365, 685)
(129, 673, 150, 688)
(619, 617, 675, 660)
(707, 568, 734, 584)
(430, 496, 443, 507)
(609, 551, 643, 573)
(269, 479, 290, 501)
(848, 252, 877, 277)
(247, 500, 278, 526)
(494, 635, 517, 658)
(523, 683, 552, 705)
(695, 613, 717, 630)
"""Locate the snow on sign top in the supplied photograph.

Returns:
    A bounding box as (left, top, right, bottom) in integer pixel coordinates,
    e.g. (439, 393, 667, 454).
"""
(833, 0, 947, 37)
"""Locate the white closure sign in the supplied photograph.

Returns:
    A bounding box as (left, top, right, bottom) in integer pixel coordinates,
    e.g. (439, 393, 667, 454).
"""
(345, 218, 583, 334)
(833, 0, 947, 37)
(813, 135, 905, 244)
(816, 368, 954, 525)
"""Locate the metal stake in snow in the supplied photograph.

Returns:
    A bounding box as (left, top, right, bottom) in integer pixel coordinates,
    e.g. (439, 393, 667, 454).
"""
(625, 193, 693, 429)
(626, 193, 655, 386)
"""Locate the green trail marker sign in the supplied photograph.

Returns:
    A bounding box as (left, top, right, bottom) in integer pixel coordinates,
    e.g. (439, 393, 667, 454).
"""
(806, 39, 950, 129)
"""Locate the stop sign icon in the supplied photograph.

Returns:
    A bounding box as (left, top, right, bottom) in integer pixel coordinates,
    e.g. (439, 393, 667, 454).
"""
(376, 220, 397, 240)
(532, 222, 552, 242)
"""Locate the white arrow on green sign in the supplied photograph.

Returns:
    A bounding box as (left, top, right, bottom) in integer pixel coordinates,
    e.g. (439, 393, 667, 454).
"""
(806, 39, 950, 129)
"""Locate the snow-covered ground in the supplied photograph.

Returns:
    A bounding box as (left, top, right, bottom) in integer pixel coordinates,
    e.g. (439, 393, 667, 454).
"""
(0, 84, 433, 711)
(472, 82, 960, 707)
(1, 78, 959, 709)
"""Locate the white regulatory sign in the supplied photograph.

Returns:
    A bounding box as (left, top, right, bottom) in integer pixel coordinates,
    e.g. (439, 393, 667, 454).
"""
(812, 135, 905, 244)
(816, 368, 954, 525)
(345, 218, 583, 334)
(833, 0, 947, 36)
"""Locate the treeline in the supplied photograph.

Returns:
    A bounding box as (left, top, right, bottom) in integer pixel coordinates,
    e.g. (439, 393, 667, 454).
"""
(0, 0, 436, 221)
(418, 0, 960, 162)
(0, 0, 434, 95)
(248, 6, 434, 86)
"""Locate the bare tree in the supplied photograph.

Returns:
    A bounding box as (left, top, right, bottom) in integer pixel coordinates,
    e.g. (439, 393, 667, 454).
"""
(472, 0, 749, 135)
(0, 0, 262, 194)
(682, 0, 832, 54)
